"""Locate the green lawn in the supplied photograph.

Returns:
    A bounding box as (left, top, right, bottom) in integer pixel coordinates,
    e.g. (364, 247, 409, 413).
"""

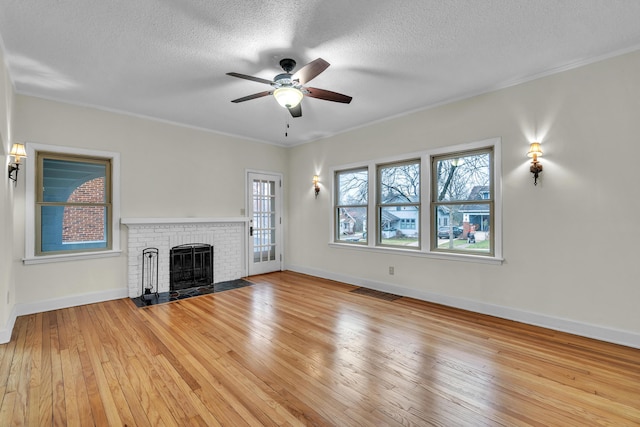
(374, 236, 490, 251)
(381, 237, 419, 246)
(438, 238, 490, 250)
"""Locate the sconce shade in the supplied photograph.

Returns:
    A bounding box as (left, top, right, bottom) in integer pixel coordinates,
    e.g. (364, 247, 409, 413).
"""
(313, 175, 320, 198)
(527, 142, 543, 159)
(10, 143, 27, 162)
(273, 87, 304, 109)
(8, 143, 26, 184)
(527, 142, 543, 186)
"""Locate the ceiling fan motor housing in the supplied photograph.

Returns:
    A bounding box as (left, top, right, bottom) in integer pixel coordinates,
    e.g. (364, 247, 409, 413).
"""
(279, 58, 296, 73)
(274, 59, 298, 88)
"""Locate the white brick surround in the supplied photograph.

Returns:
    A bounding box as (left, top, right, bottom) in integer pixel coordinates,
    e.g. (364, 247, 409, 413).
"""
(121, 218, 248, 298)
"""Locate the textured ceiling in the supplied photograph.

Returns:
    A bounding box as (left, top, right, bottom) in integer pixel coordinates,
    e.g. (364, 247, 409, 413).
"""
(1, 1, 640, 146)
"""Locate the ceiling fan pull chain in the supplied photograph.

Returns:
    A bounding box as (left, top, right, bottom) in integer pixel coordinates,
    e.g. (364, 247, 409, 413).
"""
(285, 121, 290, 137)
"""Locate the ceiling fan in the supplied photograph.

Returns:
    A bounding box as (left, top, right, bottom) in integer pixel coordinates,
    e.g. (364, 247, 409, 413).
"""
(226, 58, 352, 118)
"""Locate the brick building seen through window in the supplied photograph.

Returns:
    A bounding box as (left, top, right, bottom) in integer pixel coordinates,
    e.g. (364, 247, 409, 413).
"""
(62, 177, 106, 243)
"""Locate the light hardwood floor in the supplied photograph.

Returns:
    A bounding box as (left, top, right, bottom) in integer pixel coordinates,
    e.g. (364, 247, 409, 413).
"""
(1, 271, 639, 426)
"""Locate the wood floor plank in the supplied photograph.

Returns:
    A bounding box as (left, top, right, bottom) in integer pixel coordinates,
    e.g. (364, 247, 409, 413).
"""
(75, 305, 119, 426)
(0, 271, 639, 426)
(4, 314, 27, 396)
(49, 311, 66, 426)
(37, 311, 53, 427)
(0, 320, 19, 390)
(59, 348, 80, 426)
(10, 314, 34, 424)
(0, 391, 16, 425)
(65, 314, 94, 427)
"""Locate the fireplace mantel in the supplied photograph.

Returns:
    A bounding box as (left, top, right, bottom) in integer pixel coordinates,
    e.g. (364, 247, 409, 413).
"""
(122, 217, 249, 226)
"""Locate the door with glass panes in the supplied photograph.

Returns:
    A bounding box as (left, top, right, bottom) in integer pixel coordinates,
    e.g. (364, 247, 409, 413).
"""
(247, 172, 282, 275)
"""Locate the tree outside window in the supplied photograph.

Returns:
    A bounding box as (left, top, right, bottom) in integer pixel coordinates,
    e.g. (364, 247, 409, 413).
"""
(335, 168, 368, 243)
(432, 148, 493, 255)
(378, 160, 420, 247)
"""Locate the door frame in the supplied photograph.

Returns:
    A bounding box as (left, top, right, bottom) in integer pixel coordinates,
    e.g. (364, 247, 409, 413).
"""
(245, 169, 284, 276)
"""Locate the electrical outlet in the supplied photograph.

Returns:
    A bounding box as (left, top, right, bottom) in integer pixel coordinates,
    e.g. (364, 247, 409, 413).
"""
(389, 266, 394, 275)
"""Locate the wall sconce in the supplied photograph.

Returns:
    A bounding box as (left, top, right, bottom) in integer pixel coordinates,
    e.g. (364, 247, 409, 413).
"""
(527, 142, 543, 185)
(313, 175, 320, 198)
(8, 143, 27, 184)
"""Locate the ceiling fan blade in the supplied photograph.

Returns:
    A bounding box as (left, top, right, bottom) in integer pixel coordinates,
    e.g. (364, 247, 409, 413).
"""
(288, 104, 302, 118)
(226, 72, 274, 86)
(305, 87, 352, 104)
(292, 58, 330, 85)
(231, 91, 272, 103)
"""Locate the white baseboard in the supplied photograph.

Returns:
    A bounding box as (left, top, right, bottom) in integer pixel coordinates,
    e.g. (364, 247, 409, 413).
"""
(0, 287, 129, 344)
(286, 264, 640, 350)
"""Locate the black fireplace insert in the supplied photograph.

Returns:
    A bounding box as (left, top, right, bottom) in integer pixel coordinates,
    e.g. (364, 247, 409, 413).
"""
(169, 243, 214, 291)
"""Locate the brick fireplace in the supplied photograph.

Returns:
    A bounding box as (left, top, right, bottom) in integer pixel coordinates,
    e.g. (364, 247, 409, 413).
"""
(121, 217, 248, 298)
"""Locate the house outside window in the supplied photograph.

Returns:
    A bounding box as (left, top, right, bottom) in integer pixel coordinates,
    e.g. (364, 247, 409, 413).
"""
(377, 160, 420, 247)
(399, 218, 416, 229)
(335, 168, 368, 243)
(24, 143, 121, 263)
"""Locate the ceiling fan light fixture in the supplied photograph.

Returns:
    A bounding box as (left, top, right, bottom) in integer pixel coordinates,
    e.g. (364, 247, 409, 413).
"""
(273, 87, 303, 109)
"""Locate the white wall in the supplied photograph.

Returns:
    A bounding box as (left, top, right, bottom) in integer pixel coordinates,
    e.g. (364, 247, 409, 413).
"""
(0, 46, 16, 337)
(287, 50, 640, 347)
(7, 95, 287, 322)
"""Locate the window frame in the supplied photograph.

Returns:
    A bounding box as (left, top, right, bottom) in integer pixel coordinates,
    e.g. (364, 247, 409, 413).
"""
(24, 143, 121, 264)
(430, 147, 494, 256)
(330, 137, 502, 264)
(376, 159, 421, 249)
(334, 167, 369, 245)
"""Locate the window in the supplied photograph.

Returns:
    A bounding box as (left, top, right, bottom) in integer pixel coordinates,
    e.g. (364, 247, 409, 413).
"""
(377, 160, 420, 247)
(335, 168, 368, 243)
(25, 143, 121, 263)
(331, 138, 501, 263)
(400, 218, 416, 229)
(431, 148, 493, 256)
(36, 153, 112, 254)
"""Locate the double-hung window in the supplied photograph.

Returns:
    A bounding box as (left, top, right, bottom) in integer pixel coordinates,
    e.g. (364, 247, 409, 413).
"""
(431, 148, 494, 256)
(331, 137, 501, 263)
(335, 168, 368, 243)
(36, 152, 112, 254)
(377, 160, 420, 247)
(25, 143, 121, 263)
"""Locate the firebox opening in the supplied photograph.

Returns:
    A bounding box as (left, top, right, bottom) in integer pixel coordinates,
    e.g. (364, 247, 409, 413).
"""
(170, 243, 214, 291)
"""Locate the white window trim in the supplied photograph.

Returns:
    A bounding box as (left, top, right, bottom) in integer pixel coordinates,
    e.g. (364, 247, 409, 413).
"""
(23, 142, 121, 265)
(330, 137, 502, 265)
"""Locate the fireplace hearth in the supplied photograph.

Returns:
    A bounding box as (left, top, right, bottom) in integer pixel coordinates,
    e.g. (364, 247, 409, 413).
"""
(170, 243, 214, 291)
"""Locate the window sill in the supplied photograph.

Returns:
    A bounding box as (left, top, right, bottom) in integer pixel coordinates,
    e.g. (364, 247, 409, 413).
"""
(328, 242, 503, 265)
(23, 250, 122, 265)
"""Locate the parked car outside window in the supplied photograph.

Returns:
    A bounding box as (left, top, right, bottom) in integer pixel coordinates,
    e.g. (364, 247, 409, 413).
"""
(438, 226, 463, 239)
